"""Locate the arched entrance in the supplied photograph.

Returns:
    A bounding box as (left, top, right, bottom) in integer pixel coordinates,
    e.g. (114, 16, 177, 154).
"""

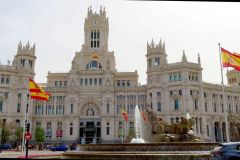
(79, 101, 101, 144)
(214, 122, 220, 142)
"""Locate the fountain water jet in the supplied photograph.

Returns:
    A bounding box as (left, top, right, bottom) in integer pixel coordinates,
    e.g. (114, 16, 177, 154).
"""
(130, 105, 145, 143)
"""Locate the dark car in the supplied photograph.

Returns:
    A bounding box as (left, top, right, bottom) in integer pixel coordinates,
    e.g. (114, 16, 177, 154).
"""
(50, 145, 68, 151)
(0, 144, 11, 150)
(70, 143, 77, 151)
(210, 142, 240, 160)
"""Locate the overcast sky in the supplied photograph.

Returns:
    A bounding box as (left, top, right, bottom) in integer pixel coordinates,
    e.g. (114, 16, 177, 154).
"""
(0, 0, 240, 85)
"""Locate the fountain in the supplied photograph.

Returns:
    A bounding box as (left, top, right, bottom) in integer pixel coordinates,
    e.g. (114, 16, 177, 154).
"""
(62, 107, 219, 159)
(130, 105, 145, 143)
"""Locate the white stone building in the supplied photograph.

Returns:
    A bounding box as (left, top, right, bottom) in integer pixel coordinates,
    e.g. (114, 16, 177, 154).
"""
(1, 6, 240, 144)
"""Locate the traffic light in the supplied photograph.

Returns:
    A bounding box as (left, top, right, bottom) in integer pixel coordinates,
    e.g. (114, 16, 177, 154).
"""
(26, 123, 30, 133)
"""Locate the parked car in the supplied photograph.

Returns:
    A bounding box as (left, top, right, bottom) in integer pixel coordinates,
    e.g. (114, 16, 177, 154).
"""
(210, 142, 240, 160)
(50, 145, 68, 151)
(0, 144, 11, 150)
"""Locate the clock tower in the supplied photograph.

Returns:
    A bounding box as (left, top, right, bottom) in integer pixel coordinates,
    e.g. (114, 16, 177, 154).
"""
(71, 6, 116, 72)
(83, 6, 109, 53)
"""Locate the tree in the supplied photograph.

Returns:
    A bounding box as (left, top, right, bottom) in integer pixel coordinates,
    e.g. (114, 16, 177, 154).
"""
(35, 127, 45, 150)
(15, 127, 23, 145)
(35, 127, 45, 142)
(1, 127, 10, 144)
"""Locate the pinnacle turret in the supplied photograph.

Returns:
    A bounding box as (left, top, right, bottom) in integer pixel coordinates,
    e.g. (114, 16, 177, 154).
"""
(182, 50, 187, 62)
(17, 40, 35, 55)
(147, 38, 166, 54)
(198, 53, 201, 64)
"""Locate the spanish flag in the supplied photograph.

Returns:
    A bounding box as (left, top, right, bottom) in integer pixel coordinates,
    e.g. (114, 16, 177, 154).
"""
(141, 111, 148, 123)
(221, 47, 240, 71)
(122, 108, 128, 123)
(29, 78, 50, 101)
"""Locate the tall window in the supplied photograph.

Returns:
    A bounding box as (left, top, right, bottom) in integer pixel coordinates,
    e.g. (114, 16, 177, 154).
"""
(94, 78, 97, 85)
(6, 78, 9, 84)
(1, 77, 4, 83)
(155, 57, 160, 65)
(214, 103, 217, 112)
(70, 123, 73, 136)
(157, 102, 161, 111)
(0, 100, 2, 112)
(129, 105, 135, 114)
(85, 78, 88, 85)
(90, 78, 92, 85)
(99, 78, 102, 85)
(122, 80, 125, 87)
(207, 125, 209, 136)
(157, 92, 161, 97)
(127, 80, 130, 86)
(205, 103, 208, 112)
(17, 103, 21, 113)
(90, 30, 100, 48)
(71, 104, 74, 114)
(106, 122, 110, 135)
(80, 78, 83, 85)
(130, 122, 134, 129)
(47, 105, 53, 115)
(106, 103, 110, 113)
(174, 100, 179, 110)
(178, 74, 182, 81)
(16, 119, 20, 127)
(46, 122, 52, 138)
(194, 99, 198, 110)
(117, 80, 120, 86)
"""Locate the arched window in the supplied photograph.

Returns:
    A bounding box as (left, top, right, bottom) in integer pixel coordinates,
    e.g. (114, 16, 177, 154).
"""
(0, 100, 3, 112)
(1, 77, 4, 84)
(69, 122, 73, 135)
(6, 78, 9, 84)
(86, 61, 102, 69)
(16, 119, 20, 126)
(174, 75, 177, 81)
(176, 117, 179, 123)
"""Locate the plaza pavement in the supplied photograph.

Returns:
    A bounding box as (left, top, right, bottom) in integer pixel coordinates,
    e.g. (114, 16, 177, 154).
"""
(0, 150, 62, 159)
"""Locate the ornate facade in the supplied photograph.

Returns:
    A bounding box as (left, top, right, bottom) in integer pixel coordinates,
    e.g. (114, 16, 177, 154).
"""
(1, 6, 240, 144)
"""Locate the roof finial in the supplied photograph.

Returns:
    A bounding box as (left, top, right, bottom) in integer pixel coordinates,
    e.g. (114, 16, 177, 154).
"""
(26, 40, 30, 49)
(151, 39, 154, 48)
(159, 39, 162, 48)
(182, 50, 187, 62)
(198, 53, 201, 64)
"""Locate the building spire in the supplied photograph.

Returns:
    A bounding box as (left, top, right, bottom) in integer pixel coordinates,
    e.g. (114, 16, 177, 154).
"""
(159, 39, 162, 48)
(182, 50, 187, 62)
(18, 41, 22, 51)
(163, 41, 165, 52)
(198, 53, 201, 64)
(151, 39, 154, 48)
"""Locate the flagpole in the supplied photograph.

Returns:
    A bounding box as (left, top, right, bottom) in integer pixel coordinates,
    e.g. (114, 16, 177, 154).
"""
(21, 93, 29, 152)
(218, 43, 230, 142)
(121, 109, 123, 144)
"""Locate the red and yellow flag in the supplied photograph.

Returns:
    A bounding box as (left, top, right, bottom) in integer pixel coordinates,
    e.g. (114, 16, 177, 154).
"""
(29, 78, 50, 101)
(221, 47, 240, 71)
(122, 108, 128, 123)
(141, 111, 148, 123)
